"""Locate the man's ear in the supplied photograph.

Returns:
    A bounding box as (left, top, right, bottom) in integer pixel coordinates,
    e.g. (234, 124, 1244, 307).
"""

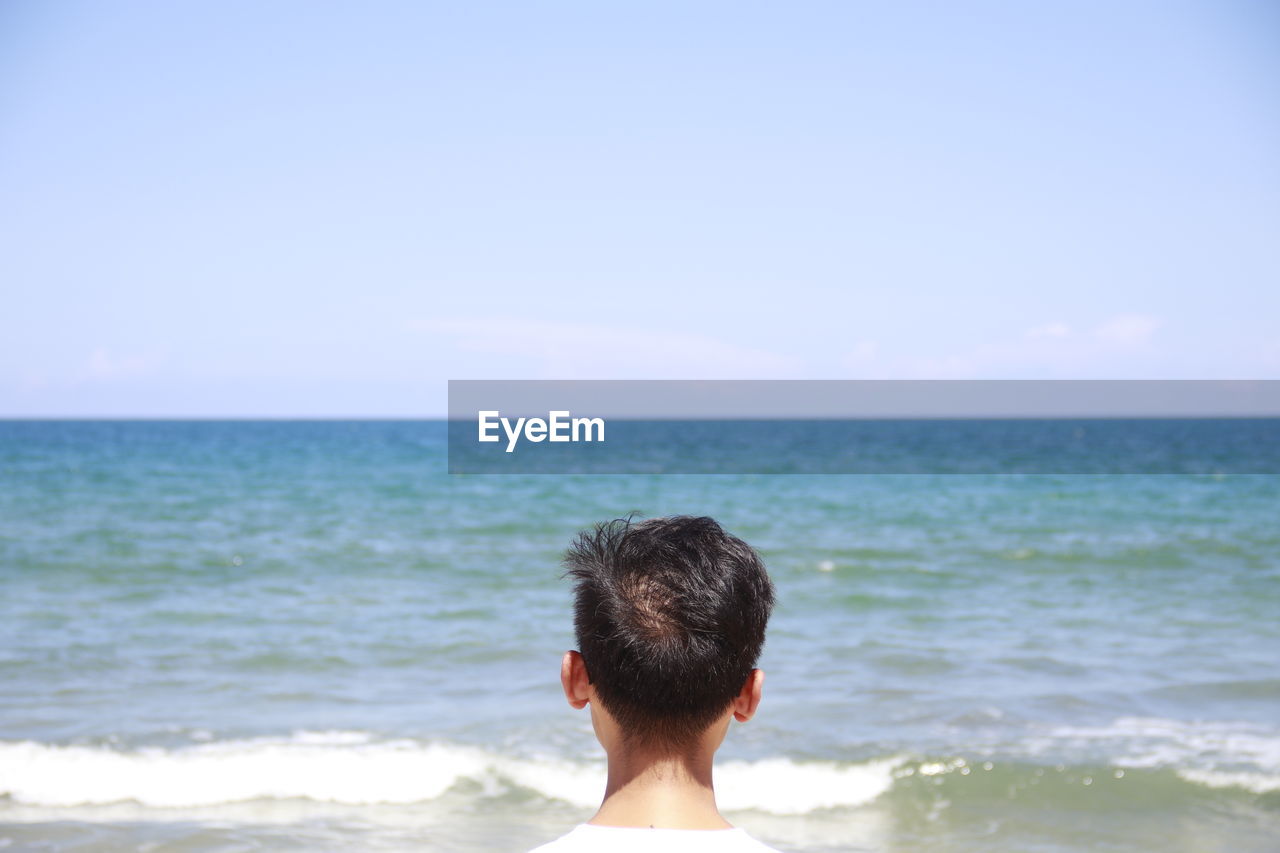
(732, 669, 765, 723)
(561, 650, 591, 710)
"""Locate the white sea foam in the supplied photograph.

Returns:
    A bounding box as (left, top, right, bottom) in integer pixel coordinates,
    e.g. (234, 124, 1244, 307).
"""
(1025, 716, 1280, 794)
(1177, 769, 1280, 793)
(0, 733, 903, 813)
(0, 735, 490, 808)
(10, 717, 1274, 814)
(717, 756, 904, 813)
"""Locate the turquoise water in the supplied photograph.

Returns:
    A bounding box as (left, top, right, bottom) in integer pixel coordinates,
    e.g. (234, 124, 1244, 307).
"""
(1, 421, 1278, 852)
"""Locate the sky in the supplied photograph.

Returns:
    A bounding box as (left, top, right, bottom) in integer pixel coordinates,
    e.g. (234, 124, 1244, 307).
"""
(2, 1, 1278, 416)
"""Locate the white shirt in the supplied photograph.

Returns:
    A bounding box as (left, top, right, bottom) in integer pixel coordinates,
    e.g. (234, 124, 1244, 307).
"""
(528, 823, 783, 852)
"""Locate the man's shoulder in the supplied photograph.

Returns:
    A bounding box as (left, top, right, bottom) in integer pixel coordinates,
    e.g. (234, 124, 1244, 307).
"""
(528, 824, 783, 853)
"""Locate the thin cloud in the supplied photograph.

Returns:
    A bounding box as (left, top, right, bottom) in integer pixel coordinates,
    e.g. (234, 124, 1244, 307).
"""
(1092, 314, 1162, 346)
(411, 316, 802, 379)
(1025, 322, 1072, 339)
(905, 315, 1166, 378)
(839, 340, 882, 376)
(83, 348, 163, 381)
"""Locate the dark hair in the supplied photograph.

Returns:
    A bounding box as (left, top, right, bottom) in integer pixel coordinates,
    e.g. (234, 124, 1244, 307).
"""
(562, 515, 775, 750)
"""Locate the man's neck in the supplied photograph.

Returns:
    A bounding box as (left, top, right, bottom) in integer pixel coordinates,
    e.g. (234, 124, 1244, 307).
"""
(589, 745, 732, 830)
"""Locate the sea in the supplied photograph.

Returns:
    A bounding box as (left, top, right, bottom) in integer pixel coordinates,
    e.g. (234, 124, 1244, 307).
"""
(1, 420, 1278, 852)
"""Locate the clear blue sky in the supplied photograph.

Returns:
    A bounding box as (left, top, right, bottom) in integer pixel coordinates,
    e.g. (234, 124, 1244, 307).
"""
(3, 1, 1277, 416)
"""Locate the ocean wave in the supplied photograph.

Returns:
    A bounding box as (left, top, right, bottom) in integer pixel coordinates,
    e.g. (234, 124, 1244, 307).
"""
(1177, 768, 1280, 793)
(0, 733, 902, 813)
(1019, 716, 1280, 794)
(4, 722, 1277, 814)
(0, 734, 496, 808)
(716, 756, 903, 813)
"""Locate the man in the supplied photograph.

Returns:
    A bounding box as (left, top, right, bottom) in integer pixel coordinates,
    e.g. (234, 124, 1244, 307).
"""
(530, 515, 782, 852)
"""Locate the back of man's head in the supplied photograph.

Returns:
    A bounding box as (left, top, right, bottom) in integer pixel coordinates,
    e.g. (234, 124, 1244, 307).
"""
(562, 515, 775, 751)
